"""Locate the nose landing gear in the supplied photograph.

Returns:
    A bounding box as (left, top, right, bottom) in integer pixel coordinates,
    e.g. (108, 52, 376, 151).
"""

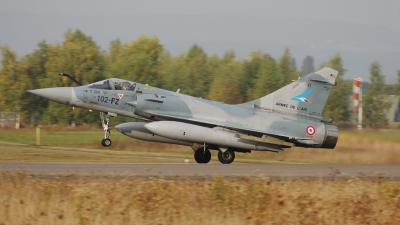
(101, 138, 111, 147)
(100, 112, 116, 147)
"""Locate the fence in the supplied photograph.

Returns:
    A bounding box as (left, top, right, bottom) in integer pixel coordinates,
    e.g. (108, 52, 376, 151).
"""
(0, 112, 19, 128)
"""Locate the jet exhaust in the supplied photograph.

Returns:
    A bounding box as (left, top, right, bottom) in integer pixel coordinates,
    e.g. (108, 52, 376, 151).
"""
(321, 124, 338, 149)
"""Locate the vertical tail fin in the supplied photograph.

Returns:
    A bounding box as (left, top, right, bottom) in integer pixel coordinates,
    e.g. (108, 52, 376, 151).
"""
(249, 67, 338, 118)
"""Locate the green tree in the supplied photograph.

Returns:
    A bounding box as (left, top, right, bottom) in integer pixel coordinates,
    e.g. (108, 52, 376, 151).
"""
(291, 58, 297, 71)
(301, 56, 314, 76)
(43, 29, 105, 125)
(278, 49, 298, 84)
(320, 54, 351, 124)
(363, 62, 392, 128)
(108, 39, 122, 66)
(45, 29, 105, 86)
(251, 55, 282, 100)
(162, 45, 211, 98)
(162, 53, 190, 93)
(206, 54, 222, 87)
(386, 69, 400, 95)
(208, 52, 245, 104)
(397, 69, 400, 95)
(0, 46, 34, 125)
(24, 41, 51, 125)
(184, 45, 210, 97)
(106, 35, 164, 87)
(155, 50, 173, 90)
(242, 51, 268, 101)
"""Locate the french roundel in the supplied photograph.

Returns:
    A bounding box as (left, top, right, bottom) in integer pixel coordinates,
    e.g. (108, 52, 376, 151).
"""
(306, 126, 316, 136)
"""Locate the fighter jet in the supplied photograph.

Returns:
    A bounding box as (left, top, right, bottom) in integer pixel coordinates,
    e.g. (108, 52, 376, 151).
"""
(28, 67, 339, 164)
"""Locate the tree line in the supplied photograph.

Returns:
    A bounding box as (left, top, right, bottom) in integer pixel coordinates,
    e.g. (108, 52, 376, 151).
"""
(0, 29, 398, 128)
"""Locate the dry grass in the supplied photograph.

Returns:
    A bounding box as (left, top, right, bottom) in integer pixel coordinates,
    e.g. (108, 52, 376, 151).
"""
(2, 128, 400, 164)
(0, 145, 191, 163)
(0, 174, 399, 225)
(3, 140, 400, 164)
(243, 140, 400, 164)
(236, 129, 400, 164)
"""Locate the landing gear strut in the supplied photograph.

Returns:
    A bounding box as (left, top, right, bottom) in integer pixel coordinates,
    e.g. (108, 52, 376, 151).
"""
(194, 144, 211, 163)
(100, 112, 112, 147)
(218, 149, 235, 164)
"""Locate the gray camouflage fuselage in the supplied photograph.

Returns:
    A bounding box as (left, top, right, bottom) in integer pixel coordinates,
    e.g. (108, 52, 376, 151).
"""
(28, 67, 339, 163)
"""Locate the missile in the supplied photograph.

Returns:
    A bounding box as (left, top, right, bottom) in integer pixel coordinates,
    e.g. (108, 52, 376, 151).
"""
(144, 121, 283, 152)
(115, 122, 192, 146)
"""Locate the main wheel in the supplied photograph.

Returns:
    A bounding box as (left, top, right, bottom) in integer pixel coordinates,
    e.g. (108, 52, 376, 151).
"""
(218, 149, 235, 164)
(101, 138, 112, 147)
(194, 149, 211, 164)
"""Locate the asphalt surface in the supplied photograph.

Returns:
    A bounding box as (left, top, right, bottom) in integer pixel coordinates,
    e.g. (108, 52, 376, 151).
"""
(0, 163, 399, 179)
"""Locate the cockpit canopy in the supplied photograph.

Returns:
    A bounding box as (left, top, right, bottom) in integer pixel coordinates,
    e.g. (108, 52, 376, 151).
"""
(88, 79, 136, 91)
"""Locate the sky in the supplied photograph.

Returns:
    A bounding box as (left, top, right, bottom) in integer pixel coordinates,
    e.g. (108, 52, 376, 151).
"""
(1, 0, 400, 81)
(2, 0, 399, 30)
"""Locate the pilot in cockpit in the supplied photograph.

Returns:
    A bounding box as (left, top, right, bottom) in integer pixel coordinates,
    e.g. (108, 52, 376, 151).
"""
(114, 81, 123, 90)
(103, 80, 110, 87)
(122, 81, 136, 91)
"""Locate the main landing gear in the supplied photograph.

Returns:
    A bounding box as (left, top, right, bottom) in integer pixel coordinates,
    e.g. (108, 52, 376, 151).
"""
(193, 144, 236, 164)
(218, 149, 235, 164)
(194, 148, 211, 163)
(100, 112, 114, 147)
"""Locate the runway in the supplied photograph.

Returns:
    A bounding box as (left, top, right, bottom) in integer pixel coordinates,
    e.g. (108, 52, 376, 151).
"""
(0, 163, 399, 179)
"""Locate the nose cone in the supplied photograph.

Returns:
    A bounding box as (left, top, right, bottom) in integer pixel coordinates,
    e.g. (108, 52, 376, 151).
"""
(28, 87, 72, 105)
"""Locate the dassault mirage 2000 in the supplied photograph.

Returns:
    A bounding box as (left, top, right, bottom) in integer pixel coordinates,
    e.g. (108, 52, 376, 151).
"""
(28, 67, 339, 164)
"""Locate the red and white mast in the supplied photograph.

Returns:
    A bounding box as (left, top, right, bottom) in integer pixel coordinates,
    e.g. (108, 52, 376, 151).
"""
(353, 77, 362, 129)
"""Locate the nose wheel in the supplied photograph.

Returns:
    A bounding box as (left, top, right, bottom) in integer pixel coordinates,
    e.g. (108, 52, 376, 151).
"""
(100, 112, 114, 147)
(101, 138, 112, 147)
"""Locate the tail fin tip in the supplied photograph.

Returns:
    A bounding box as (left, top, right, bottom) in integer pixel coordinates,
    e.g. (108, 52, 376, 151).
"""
(310, 67, 338, 85)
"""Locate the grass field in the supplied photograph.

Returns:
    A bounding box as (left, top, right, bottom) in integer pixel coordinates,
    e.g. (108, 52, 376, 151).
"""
(0, 174, 399, 225)
(1, 128, 399, 225)
(1, 127, 400, 164)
